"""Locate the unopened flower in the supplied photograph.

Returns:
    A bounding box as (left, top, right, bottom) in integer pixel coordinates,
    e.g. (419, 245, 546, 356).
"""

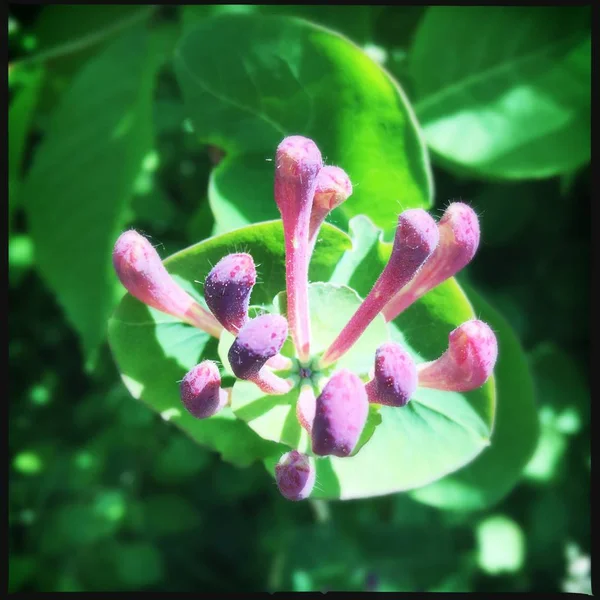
(228, 314, 292, 395)
(418, 320, 498, 392)
(113, 230, 222, 337)
(274, 136, 323, 362)
(365, 342, 417, 407)
(204, 252, 256, 334)
(180, 360, 230, 419)
(312, 369, 369, 457)
(383, 202, 480, 321)
(308, 165, 352, 254)
(275, 450, 316, 501)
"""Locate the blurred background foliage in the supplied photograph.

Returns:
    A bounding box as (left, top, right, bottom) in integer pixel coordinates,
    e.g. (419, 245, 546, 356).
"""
(9, 5, 590, 593)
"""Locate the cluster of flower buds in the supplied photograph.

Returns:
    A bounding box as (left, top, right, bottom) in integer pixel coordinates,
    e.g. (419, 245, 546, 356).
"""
(112, 135, 498, 503)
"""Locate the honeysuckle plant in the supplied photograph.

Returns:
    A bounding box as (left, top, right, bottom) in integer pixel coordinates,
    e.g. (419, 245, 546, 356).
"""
(109, 136, 498, 502)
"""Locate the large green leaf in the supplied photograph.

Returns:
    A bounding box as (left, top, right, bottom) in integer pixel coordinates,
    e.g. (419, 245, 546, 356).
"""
(410, 7, 591, 179)
(260, 216, 493, 500)
(23, 28, 159, 366)
(108, 221, 350, 467)
(174, 13, 431, 237)
(409, 282, 539, 510)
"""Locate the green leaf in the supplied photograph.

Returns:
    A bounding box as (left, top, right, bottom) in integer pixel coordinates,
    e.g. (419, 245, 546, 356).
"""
(175, 13, 431, 237)
(108, 221, 350, 467)
(260, 215, 495, 500)
(143, 494, 202, 537)
(113, 542, 164, 588)
(410, 7, 591, 179)
(23, 29, 159, 366)
(9, 67, 44, 230)
(27, 6, 155, 113)
(410, 283, 538, 511)
(523, 342, 588, 483)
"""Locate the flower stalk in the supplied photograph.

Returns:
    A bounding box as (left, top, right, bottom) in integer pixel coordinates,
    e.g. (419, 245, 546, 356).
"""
(274, 136, 323, 362)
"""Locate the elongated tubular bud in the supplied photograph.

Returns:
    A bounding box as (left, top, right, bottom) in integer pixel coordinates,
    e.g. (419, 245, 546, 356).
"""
(274, 136, 323, 362)
(113, 230, 222, 337)
(308, 166, 352, 255)
(180, 361, 230, 419)
(365, 342, 417, 407)
(204, 253, 256, 334)
(418, 320, 498, 392)
(296, 385, 316, 433)
(320, 209, 439, 368)
(383, 202, 480, 321)
(275, 450, 315, 501)
(312, 370, 369, 457)
(228, 314, 292, 395)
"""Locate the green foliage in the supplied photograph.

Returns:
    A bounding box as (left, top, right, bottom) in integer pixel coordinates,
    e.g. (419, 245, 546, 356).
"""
(175, 14, 432, 237)
(22, 28, 159, 366)
(410, 7, 591, 178)
(9, 4, 589, 594)
(9, 67, 44, 230)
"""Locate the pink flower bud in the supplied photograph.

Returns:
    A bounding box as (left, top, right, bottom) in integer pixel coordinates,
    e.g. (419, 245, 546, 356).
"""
(312, 369, 369, 457)
(418, 320, 498, 392)
(204, 253, 256, 334)
(113, 230, 222, 337)
(365, 342, 417, 407)
(180, 361, 229, 419)
(296, 385, 316, 433)
(274, 136, 323, 362)
(320, 209, 439, 367)
(308, 166, 353, 252)
(275, 450, 315, 501)
(228, 314, 292, 395)
(383, 202, 480, 321)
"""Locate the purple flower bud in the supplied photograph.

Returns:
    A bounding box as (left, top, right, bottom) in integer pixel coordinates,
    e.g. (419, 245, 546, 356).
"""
(365, 342, 417, 407)
(204, 253, 256, 334)
(308, 166, 353, 252)
(418, 320, 498, 392)
(274, 136, 323, 362)
(383, 202, 480, 321)
(320, 209, 439, 367)
(180, 360, 229, 419)
(275, 450, 315, 501)
(312, 369, 369, 457)
(113, 230, 222, 337)
(228, 314, 292, 395)
(296, 385, 316, 433)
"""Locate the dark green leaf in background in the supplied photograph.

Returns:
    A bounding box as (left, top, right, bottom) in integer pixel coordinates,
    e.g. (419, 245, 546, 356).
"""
(24, 6, 155, 114)
(410, 7, 591, 179)
(23, 28, 159, 366)
(9, 67, 44, 231)
(175, 14, 432, 237)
